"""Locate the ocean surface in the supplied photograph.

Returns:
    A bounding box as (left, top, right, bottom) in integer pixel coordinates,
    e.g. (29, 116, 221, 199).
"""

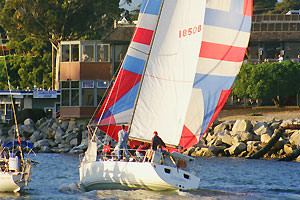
(0, 153, 300, 200)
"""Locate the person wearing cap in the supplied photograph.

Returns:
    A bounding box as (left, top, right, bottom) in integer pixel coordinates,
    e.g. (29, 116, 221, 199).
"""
(151, 131, 166, 151)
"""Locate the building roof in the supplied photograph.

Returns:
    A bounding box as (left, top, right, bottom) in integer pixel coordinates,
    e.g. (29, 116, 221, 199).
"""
(103, 25, 135, 43)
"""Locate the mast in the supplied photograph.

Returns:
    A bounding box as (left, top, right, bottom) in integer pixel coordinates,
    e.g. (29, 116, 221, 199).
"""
(128, 0, 166, 136)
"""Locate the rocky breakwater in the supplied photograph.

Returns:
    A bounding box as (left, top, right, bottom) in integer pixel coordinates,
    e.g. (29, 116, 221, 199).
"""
(0, 118, 105, 154)
(183, 118, 300, 162)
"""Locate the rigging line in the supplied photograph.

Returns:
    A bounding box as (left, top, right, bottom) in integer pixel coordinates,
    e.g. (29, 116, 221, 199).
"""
(0, 34, 24, 163)
(129, 46, 149, 55)
(91, 0, 151, 137)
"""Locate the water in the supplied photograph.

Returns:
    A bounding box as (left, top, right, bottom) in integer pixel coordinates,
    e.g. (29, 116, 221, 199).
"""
(0, 154, 299, 199)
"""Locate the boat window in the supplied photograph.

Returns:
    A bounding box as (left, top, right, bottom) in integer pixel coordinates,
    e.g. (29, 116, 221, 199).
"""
(164, 168, 171, 174)
(184, 174, 190, 179)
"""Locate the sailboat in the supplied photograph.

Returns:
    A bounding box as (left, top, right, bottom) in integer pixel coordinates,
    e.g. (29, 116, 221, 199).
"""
(0, 141, 34, 192)
(79, 0, 252, 191)
(0, 37, 35, 192)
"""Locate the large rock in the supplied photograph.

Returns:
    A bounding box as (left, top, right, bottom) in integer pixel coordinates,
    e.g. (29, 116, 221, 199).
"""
(70, 138, 78, 147)
(55, 127, 65, 143)
(225, 142, 247, 156)
(261, 134, 271, 144)
(253, 122, 272, 136)
(289, 130, 300, 147)
(30, 130, 43, 143)
(232, 120, 252, 133)
(219, 131, 234, 146)
(34, 139, 49, 149)
(239, 131, 257, 142)
(214, 123, 228, 133)
(24, 118, 35, 126)
(283, 144, 293, 155)
(191, 147, 214, 157)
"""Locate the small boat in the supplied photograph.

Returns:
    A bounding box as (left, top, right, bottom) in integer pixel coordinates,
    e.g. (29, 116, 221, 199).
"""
(0, 36, 36, 193)
(79, 0, 252, 191)
(0, 141, 34, 192)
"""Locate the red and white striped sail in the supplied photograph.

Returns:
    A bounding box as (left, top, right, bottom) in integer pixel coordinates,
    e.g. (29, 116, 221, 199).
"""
(94, 0, 253, 149)
(94, 0, 164, 141)
(180, 0, 253, 148)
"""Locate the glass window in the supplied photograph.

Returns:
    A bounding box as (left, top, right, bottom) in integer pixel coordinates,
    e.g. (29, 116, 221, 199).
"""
(82, 80, 94, 88)
(82, 88, 94, 106)
(114, 45, 128, 61)
(62, 90, 70, 106)
(61, 45, 70, 62)
(71, 44, 79, 61)
(71, 89, 79, 106)
(61, 81, 70, 88)
(97, 44, 110, 62)
(61, 81, 79, 106)
(97, 80, 109, 88)
(82, 45, 95, 62)
(97, 88, 106, 105)
(71, 81, 79, 88)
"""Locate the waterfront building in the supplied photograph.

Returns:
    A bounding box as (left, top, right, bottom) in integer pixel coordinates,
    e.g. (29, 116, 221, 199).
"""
(58, 14, 300, 118)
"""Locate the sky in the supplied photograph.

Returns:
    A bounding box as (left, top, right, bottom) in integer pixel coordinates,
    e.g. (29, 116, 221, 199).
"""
(119, 0, 142, 11)
(120, 0, 284, 11)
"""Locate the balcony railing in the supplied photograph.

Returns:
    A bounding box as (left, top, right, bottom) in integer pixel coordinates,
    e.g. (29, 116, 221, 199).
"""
(252, 14, 300, 32)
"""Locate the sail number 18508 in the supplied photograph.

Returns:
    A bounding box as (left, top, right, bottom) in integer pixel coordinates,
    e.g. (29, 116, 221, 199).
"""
(179, 25, 202, 38)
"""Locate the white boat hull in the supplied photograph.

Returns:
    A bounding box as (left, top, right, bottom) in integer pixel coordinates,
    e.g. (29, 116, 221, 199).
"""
(0, 172, 25, 193)
(79, 160, 200, 191)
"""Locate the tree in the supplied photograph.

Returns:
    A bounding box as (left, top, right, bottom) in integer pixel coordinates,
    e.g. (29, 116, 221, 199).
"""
(0, 0, 122, 89)
(0, 0, 121, 47)
(273, 0, 300, 14)
(232, 61, 300, 106)
(254, 0, 277, 14)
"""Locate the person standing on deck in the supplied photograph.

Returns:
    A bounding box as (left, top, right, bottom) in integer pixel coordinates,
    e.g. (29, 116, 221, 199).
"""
(116, 125, 130, 160)
(151, 131, 166, 151)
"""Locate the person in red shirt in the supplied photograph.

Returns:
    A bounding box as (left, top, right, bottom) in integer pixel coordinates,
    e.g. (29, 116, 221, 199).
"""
(103, 141, 112, 159)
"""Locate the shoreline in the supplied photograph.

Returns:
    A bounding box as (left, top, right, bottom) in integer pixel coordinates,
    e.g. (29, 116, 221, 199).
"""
(1, 106, 300, 161)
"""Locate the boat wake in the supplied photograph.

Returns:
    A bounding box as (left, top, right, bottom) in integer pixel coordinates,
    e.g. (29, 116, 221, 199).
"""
(58, 182, 83, 194)
(178, 189, 254, 200)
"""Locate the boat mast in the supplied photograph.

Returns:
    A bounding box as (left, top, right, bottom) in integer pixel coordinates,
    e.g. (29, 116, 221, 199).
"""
(128, 0, 166, 136)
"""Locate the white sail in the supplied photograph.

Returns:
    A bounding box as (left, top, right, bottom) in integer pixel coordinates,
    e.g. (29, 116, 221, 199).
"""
(130, 0, 207, 146)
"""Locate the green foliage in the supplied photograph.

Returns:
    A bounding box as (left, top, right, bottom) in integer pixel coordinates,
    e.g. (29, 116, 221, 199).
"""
(273, 0, 300, 14)
(0, 0, 122, 90)
(0, 0, 122, 45)
(254, 0, 277, 14)
(232, 61, 300, 106)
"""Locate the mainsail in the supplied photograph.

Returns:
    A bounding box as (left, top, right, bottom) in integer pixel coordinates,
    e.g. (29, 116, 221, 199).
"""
(181, 0, 253, 148)
(129, 0, 206, 146)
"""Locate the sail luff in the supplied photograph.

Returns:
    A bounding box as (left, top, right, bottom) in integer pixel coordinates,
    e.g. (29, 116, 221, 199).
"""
(128, 0, 165, 136)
